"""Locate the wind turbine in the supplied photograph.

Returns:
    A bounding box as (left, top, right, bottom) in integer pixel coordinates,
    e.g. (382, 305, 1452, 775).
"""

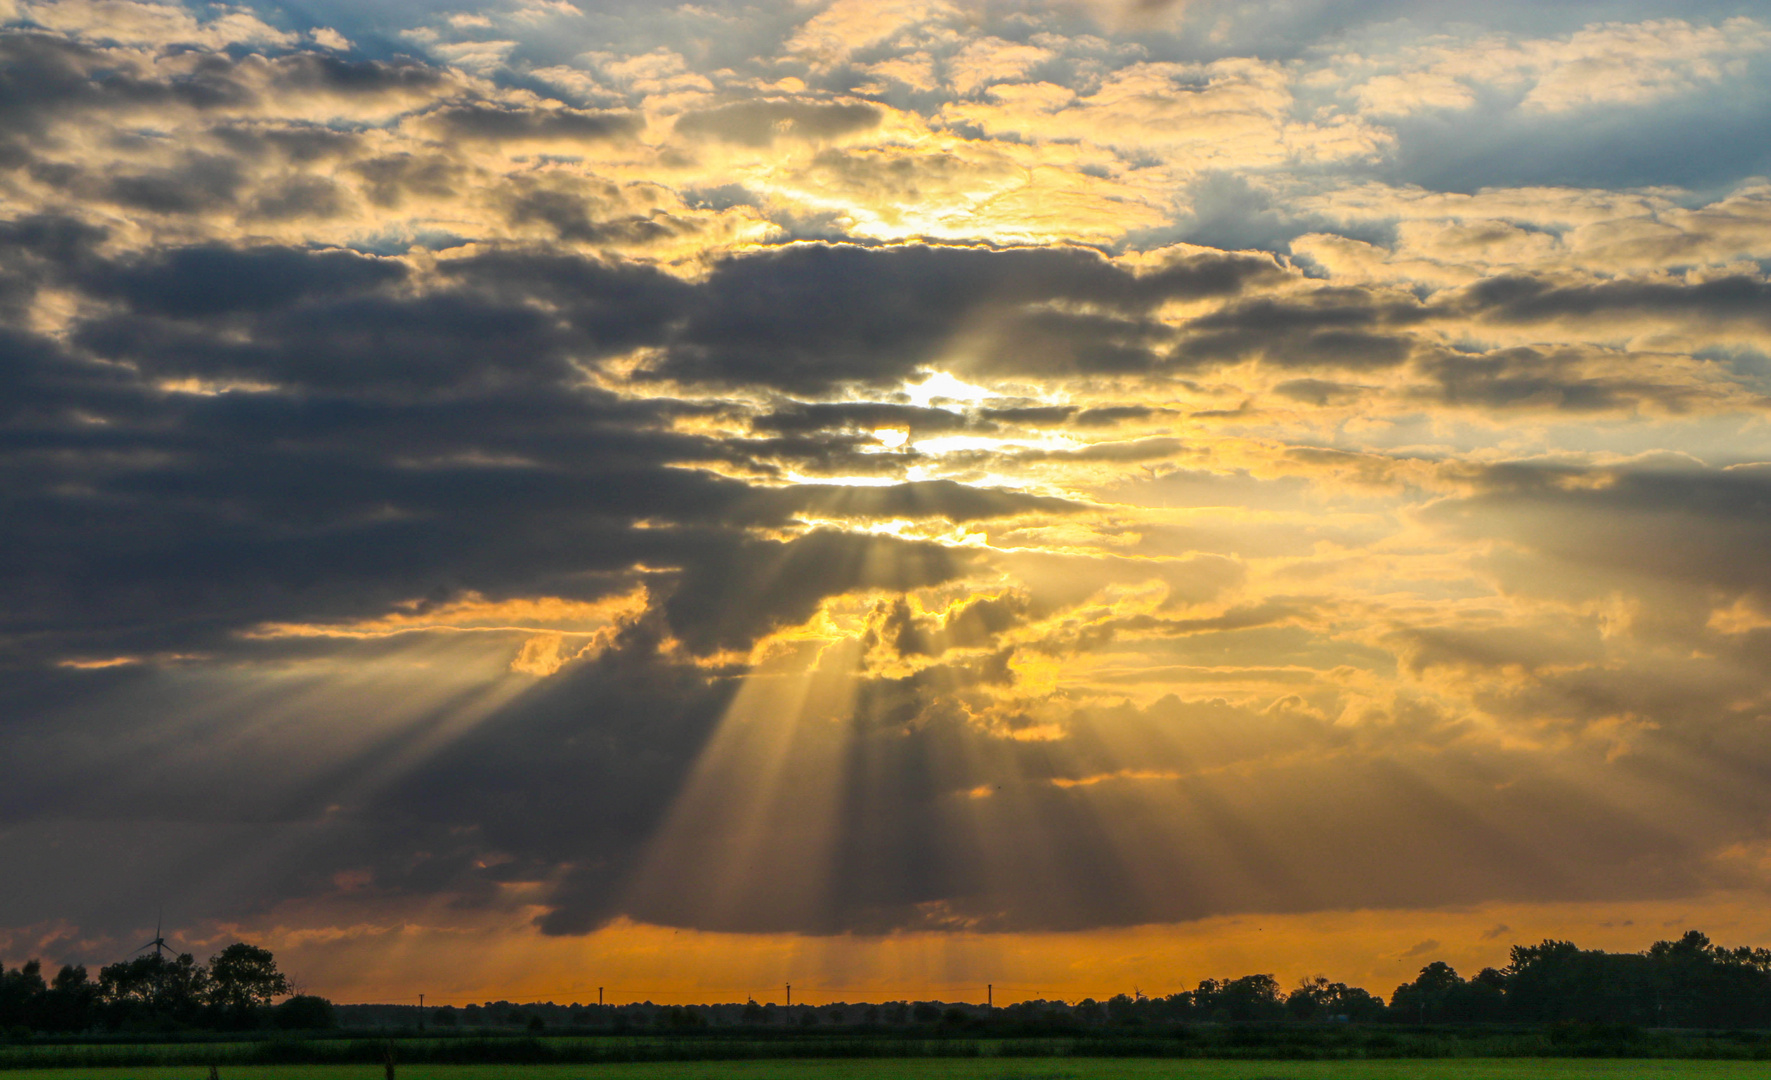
(134, 912, 178, 1003)
(135, 912, 173, 961)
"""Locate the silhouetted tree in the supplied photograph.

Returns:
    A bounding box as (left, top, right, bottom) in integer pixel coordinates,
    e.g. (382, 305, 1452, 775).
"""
(207, 943, 290, 1024)
(1193, 974, 1283, 1021)
(665, 1006, 705, 1029)
(1390, 961, 1464, 1022)
(0, 960, 46, 1029)
(40, 965, 99, 1032)
(99, 951, 207, 1026)
(1287, 976, 1385, 1021)
(272, 994, 337, 1030)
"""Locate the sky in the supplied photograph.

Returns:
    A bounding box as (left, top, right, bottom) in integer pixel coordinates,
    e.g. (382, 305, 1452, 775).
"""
(4, 0, 1771, 1007)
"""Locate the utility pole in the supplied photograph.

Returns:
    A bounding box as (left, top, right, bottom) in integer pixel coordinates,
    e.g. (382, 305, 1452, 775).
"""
(786, 983, 791, 1007)
(418, 993, 424, 1029)
(987, 984, 992, 1009)
(598, 987, 604, 1008)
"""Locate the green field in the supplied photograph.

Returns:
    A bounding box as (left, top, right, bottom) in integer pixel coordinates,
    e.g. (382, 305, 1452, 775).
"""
(4, 1061, 1771, 1080)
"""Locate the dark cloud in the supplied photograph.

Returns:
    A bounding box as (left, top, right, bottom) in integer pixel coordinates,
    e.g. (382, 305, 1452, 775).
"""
(750, 401, 973, 436)
(0, 235, 953, 670)
(1272, 378, 1367, 405)
(980, 404, 1075, 425)
(1074, 405, 1165, 426)
(674, 100, 882, 146)
(0, 33, 232, 133)
(499, 176, 705, 246)
(250, 175, 350, 220)
(350, 152, 466, 209)
(1409, 345, 1718, 413)
(0, 625, 740, 943)
(1177, 289, 1426, 370)
(0, 37, 453, 168)
(82, 245, 407, 318)
(0, 228, 1149, 682)
(663, 529, 979, 653)
(776, 478, 1081, 521)
(265, 52, 449, 98)
(1465, 273, 1771, 329)
(644, 243, 1277, 391)
(103, 153, 247, 214)
(1427, 463, 1771, 598)
(425, 103, 642, 143)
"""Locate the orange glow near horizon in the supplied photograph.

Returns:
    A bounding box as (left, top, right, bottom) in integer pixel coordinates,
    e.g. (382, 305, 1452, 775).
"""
(219, 895, 1771, 1007)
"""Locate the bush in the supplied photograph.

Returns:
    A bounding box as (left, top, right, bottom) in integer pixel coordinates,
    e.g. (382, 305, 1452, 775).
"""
(272, 995, 336, 1030)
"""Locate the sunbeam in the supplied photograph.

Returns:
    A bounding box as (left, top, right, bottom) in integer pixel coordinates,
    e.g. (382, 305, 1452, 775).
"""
(8, 0, 1771, 1008)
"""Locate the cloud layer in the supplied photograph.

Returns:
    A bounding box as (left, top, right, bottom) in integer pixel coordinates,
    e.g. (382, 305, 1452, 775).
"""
(4, 0, 1771, 992)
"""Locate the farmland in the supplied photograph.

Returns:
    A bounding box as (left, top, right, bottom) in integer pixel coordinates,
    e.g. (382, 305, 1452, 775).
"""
(4, 1058, 1771, 1080)
(4, 1027, 1771, 1076)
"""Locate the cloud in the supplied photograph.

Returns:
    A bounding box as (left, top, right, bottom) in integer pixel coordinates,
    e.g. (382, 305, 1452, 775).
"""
(1424, 462, 1771, 600)
(783, 0, 958, 69)
(940, 59, 1390, 178)
(1520, 19, 1771, 113)
(310, 27, 350, 52)
(634, 242, 1277, 391)
(1338, 18, 1771, 119)
(1352, 72, 1475, 117)
(946, 36, 1055, 95)
(5, 0, 1771, 960)
(1407, 343, 1748, 415)
(673, 99, 882, 147)
(17, 0, 295, 49)
(1465, 273, 1771, 331)
(424, 102, 642, 144)
(1292, 181, 1771, 285)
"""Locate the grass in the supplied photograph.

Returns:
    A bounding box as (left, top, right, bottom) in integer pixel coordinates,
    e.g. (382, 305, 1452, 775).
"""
(5, 1029, 1770, 1072)
(4, 1027, 1768, 1075)
(2, 1060, 1771, 1080)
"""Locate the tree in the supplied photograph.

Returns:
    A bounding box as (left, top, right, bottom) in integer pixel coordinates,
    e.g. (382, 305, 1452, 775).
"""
(1505, 939, 1653, 1023)
(39, 965, 98, 1032)
(0, 960, 47, 1029)
(1287, 975, 1385, 1022)
(99, 951, 207, 1024)
(206, 943, 290, 1014)
(1213, 974, 1284, 1021)
(1390, 961, 1467, 1022)
(272, 994, 337, 1030)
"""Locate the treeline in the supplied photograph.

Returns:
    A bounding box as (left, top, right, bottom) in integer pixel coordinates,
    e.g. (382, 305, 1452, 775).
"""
(1070, 931, 1771, 1028)
(1389, 932, 1771, 1027)
(389, 932, 1771, 1033)
(0, 943, 334, 1033)
(8, 929, 1771, 1036)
